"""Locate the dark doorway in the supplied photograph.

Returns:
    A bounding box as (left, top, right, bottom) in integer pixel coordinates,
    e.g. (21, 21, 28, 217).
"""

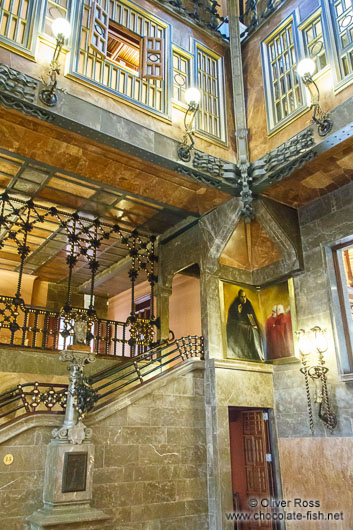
(228, 407, 279, 529)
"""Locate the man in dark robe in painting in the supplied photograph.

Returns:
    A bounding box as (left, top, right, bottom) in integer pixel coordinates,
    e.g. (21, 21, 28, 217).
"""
(226, 289, 264, 361)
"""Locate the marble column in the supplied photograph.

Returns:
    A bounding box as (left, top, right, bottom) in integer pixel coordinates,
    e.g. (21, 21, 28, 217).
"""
(155, 284, 172, 343)
(27, 349, 109, 529)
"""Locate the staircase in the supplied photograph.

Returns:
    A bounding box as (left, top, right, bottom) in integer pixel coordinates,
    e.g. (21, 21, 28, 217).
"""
(0, 336, 204, 428)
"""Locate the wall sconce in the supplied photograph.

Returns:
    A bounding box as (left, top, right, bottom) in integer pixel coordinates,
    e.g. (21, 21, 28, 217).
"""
(177, 87, 201, 162)
(40, 18, 71, 107)
(297, 58, 333, 137)
(296, 326, 337, 433)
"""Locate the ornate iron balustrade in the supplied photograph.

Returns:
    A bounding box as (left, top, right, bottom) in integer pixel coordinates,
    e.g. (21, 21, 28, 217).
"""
(156, 0, 228, 35)
(0, 295, 138, 355)
(240, 0, 287, 40)
(0, 382, 68, 423)
(0, 336, 204, 427)
(0, 192, 158, 351)
(90, 335, 204, 402)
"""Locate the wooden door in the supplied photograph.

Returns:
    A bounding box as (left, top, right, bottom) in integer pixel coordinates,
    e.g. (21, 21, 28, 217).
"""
(242, 410, 273, 529)
(229, 408, 277, 530)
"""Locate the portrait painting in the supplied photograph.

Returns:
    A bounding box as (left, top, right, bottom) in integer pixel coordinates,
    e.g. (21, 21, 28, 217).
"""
(221, 279, 297, 362)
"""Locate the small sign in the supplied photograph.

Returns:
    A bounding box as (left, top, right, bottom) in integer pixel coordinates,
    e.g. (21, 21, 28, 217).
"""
(3, 454, 14, 465)
(62, 452, 88, 493)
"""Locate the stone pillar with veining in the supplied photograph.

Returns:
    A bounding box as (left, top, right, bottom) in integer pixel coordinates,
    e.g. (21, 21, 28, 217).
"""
(155, 284, 172, 343)
(27, 349, 109, 529)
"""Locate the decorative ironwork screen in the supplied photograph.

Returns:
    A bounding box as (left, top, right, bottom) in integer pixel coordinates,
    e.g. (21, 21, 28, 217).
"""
(0, 192, 158, 355)
(240, 0, 285, 38)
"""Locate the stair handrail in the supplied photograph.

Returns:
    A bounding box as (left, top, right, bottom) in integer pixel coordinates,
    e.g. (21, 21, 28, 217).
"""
(0, 336, 204, 427)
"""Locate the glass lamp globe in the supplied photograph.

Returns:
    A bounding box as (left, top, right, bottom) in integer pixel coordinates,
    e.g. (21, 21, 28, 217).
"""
(297, 329, 312, 358)
(312, 326, 328, 354)
(52, 18, 71, 40)
(297, 58, 316, 78)
(185, 87, 201, 106)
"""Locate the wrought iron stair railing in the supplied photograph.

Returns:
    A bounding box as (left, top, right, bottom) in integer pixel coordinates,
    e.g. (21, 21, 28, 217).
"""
(0, 335, 204, 428)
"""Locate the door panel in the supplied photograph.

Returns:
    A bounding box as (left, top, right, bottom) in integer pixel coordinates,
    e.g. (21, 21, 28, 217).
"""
(229, 408, 277, 530)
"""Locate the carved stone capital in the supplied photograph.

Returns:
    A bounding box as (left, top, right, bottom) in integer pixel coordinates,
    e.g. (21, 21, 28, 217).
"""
(51, 421, 92, 445)
(59, 349, 97, 368)
(154, 284, 173, 297)
(236, 128, 249, 139)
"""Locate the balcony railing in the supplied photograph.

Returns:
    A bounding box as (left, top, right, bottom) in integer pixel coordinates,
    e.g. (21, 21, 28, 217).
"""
(0, 193, 158, 357)
(0, 295, 136, 356)
(240, 0, 286, 40)
(154, 0, 227, 34)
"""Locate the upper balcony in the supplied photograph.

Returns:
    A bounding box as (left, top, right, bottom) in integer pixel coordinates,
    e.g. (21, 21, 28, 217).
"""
(0, 0, 237, 193)
(240, 0, 353, 158)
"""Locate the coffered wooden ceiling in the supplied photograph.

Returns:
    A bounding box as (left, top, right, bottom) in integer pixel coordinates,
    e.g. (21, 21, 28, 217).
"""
(0, 150, 205, 297)
(1, 105, 353, 296)
(0, 106, 231, 297)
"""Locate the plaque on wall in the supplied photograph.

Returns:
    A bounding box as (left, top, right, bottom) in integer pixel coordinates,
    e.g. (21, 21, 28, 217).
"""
(62, 452, 88, 493)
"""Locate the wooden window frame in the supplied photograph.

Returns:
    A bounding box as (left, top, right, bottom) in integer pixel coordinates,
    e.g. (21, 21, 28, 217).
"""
(72, 0, 169, 118)
(329, 0, 353, 76)
(261, 12, 308, 135)
(89, 1, 164, 80)
(299, 9, 328, 77)
(320, 0, 353, 92)
(0, 0, 39, 58)
(194, 41, 227, 145)
(107, 20, 142, 75)
(172, 45, 192, 109)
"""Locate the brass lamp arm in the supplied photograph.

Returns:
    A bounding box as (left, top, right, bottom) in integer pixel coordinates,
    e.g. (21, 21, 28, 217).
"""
(302, 73, 332, 137)
(177, 103, 199, 162)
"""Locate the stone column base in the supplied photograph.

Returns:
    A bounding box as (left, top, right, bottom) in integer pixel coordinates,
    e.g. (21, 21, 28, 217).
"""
(27, 504, 110, 529)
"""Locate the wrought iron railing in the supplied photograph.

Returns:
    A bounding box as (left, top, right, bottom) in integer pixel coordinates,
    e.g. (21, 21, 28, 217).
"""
(0, 336, 204, 427)
(240, 0, 287, 40)
(0, 295, 135, 355)
(0, 192, 158, 355)
(0, 382, 68, 425)
(155, 0, 227, 34)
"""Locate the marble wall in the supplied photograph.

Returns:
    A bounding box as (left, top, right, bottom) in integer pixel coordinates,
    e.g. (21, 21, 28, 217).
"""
(278, 437, 353, 530)
(275, 179, 353, 438)
(272, 180, 353, 528)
